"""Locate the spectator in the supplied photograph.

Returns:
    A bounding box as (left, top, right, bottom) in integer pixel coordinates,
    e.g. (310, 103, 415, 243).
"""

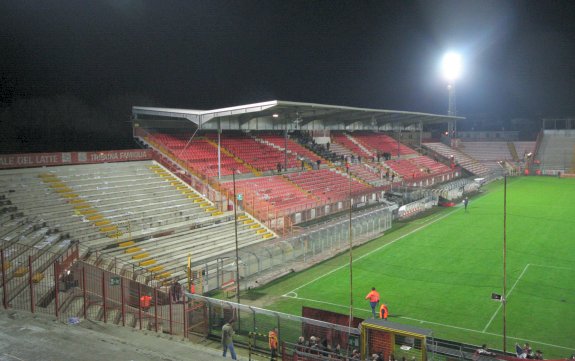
(221, 319, 237, 359)
(523, 343, 533, 359)
(516, 343, 526, 358)
(351, 349, 361, 360)
(294, 336, 306, 359)
(321, 338, 329, 357)
(171, 280, 182, 303)
(534, 350, 543, 360)
(477, 344, 495, 357)
(63, 269, 75, 291)
(334, 343, 342, 356)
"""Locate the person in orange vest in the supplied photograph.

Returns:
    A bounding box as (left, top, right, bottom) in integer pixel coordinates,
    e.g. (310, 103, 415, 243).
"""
(140, 293, 152, 311)
(268, 328, 278, 361)
(365, 287, 380, 318)
(269, 327, 279, 361)
(379, 303, 389, 320)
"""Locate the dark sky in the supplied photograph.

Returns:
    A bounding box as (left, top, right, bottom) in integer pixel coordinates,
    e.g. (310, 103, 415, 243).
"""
(2, 0, 575, 118)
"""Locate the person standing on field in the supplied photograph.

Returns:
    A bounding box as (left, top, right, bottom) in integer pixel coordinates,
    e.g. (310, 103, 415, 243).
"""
(463, 197, 469, 212)
(365, 287, 380, 318)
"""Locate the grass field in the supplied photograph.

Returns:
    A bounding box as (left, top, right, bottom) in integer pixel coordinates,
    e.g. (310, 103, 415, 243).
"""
(245, 177, 575, 358)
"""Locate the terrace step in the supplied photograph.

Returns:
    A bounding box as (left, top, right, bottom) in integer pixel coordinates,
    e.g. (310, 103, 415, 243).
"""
(118, 241, 135, 248)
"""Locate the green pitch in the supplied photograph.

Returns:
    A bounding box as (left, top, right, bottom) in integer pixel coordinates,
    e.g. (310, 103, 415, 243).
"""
(247, 177, 575, 358)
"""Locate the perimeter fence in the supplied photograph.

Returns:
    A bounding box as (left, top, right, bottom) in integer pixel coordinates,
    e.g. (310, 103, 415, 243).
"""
(226, 205, 394, 289)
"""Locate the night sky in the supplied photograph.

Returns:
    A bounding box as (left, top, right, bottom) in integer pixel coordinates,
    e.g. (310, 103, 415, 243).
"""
(2, 0, 575, 119)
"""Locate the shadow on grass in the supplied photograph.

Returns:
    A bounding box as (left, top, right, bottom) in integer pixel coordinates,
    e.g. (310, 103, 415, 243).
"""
(242, 290, 267, 300)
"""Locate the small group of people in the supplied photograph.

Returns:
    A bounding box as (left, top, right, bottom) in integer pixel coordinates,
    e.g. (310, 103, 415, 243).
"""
(295, 335, 344, 359)
(365, 287, 389, 320)
(476, 343, 545, 361)
(515, 343, 544, 360)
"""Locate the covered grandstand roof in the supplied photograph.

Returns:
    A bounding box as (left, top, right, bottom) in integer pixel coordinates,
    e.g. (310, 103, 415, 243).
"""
(133, 100, 464, 130)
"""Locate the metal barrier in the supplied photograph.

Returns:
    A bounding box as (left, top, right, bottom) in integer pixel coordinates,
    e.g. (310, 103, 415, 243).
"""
(183, 293, 361, 360)
(1, 252, 203, 338)
(1, 241, 79, 314)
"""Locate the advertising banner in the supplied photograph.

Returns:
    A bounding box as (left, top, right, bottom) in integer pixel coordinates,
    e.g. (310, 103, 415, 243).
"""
(0, 149, 152, 169)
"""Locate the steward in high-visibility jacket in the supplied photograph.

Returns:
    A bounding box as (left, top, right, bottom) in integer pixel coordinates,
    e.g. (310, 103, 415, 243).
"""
(365, 287, 380, 318)
(379, 304, 389, 320)
(269, 328, 279, 360)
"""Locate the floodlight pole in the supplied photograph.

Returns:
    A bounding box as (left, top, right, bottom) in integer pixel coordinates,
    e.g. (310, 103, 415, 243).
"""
(396, 124, 401, 160)
(502, 174, 507, 352)
(284, 121, 288, 172)
(232, 170, 241, 306)
(217, 125, 221, 180)
(447, 83, 457, 117)
(348, 168, 354, 327)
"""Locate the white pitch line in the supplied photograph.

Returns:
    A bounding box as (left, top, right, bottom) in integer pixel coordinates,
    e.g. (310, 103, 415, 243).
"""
(482, 263, 531, 333)
(283, 207, 463, 296)
(530, 264, 575, 271)
(285, 295, 484, 334)
(284, 295, 574, 351)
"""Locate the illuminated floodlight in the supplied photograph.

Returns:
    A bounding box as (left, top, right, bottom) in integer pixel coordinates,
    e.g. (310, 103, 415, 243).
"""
(442, 52, 462, 82)
(272, 113, 279, 118)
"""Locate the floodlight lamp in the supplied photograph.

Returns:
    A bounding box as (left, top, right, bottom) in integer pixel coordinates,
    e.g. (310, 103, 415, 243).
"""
(272, 113, 279, 118)
(442, 52, 462, 82)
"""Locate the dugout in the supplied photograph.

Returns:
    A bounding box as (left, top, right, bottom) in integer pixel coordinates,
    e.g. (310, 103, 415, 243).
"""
(361, 319, 433, 361)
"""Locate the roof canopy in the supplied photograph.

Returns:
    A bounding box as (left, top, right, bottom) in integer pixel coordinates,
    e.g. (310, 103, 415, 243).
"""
(133, 100, 463, 131)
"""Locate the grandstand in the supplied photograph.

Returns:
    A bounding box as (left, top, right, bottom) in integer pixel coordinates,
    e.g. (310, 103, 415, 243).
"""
(6, 99, 570, 361)
(0, 161, 275, 286)
(423, 141, 492, 175)
(535, 129, 575, 173)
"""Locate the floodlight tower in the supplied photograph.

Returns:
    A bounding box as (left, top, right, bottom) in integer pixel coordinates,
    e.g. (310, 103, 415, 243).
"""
(442, 52, 462, 137)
